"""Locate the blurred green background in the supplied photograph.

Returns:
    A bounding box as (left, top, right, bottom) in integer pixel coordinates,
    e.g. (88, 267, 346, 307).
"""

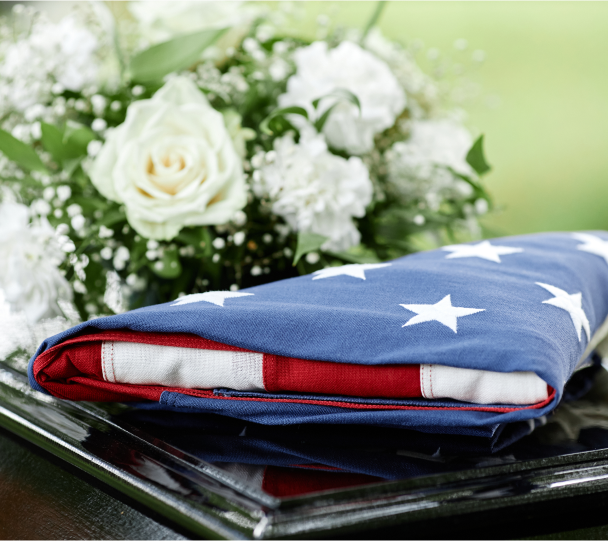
(12, 1, 608, 237)
(295, 1, 608, 237)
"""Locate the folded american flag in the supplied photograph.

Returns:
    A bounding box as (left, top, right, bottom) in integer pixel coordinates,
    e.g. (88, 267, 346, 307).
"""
(29, 232, 608, 439)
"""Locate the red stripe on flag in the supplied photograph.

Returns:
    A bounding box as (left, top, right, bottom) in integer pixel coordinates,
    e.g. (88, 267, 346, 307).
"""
(264, 354, 421, 398)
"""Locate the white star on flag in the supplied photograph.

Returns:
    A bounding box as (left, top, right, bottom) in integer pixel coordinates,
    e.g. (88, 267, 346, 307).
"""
(536, 282, 590, 342)
(171, 291, 254, 307)
(312, 263, 392, 281)
(442, 240, 523, 263)
(400, 294, 485, 333)
(572, 233, 608, 266)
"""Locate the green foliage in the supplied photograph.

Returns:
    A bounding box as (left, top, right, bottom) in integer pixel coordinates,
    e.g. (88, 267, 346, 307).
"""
(0, 129, 46, 172)
(293, 231, 328, 265)
(63, 123, 96, 155)
(466, 135, 492, 176)
(260, 106, 308, 135)
(96, 210, 127, 228)
(149, 248, 183, 279)
(361, 1, 388, 42)
(258, 89, 360, 136)
(41, 122, 96, 165)
(130, 28, 226, 83)
(40, 123, 65, 163)
(312, 88, 361, 131)
(327, 245, 381, 264)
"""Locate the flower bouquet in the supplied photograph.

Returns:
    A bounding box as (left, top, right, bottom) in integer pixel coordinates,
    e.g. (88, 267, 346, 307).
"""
(0, 2, 492, 325)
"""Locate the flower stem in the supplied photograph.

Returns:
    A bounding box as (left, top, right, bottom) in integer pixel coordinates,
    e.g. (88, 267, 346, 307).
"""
(361, 1, 387, 43)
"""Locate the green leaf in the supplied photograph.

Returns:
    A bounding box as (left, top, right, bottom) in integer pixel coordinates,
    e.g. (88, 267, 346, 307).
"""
(327, 246, 381, 264)
(177, 226, 213, 256)
(176, 230, 201, 247)
(63, 122, 96, 159)
(130, 28, 226, 83)
(149, 249, 182, 279)
(260, 106, 308, 135)
(314, 103, 341, 132)
(97, 210, 126, 228)
(312, 88, 361, 112)
(40, 123, 66, 163)
(0, 129, 47, 172)
(312, 89, 361, 132)
(466, 135, 492, 176)
(63, 157, 84, 177)
(361, 1, 387, 42)
(293, 231, 327, 266)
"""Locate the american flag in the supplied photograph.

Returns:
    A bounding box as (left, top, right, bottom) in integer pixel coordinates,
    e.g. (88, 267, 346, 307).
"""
(29, 231, 608, 440)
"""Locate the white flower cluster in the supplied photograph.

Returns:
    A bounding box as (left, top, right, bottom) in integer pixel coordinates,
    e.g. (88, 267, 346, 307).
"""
(0, 2, 490, 320)
(0, 202, 72, 322)
(386, 120, 476, 210)
(279, 41, 406, 155)
(252, 129, 373, 252)
(0, 9, 99, 116)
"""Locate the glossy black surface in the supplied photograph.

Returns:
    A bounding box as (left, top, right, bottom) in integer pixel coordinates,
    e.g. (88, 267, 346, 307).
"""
(4, 346, 608, 538)
(0, 427, 186, 539)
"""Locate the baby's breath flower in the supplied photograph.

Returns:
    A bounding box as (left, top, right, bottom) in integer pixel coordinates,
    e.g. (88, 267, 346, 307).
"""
(43, 187, 55, 201)
(90, 95, 107, 116)
(100, 246, 113, 260)
(233, 231, 246, 246)
(56, 185, 71, 201)
(98, 225, 114, 238)
(113, 246, 130, 271)
(67, 204, 82, 217)
(91, 118, 107, 132)
(305, 252, 320, 264)
(413, 214, 426, 226)
(71, 214, 85, 231)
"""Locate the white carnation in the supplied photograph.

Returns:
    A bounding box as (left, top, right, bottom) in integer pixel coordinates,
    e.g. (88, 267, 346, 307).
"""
(0, 202, 72, 323)
(278, 41, 406, 155)
(253, 130, 373, 252)
(0, 15, 99, 114)
(386, 120, 475, 209)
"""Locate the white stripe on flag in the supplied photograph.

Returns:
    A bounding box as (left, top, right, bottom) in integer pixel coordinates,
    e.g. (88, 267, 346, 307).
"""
(420, 364, 548, 405)
(101, 341, 264, 391)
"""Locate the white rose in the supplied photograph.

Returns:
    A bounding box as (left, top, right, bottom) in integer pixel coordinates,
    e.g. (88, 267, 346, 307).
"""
(89, 77, 247, 240)
(252, 129, 373, 252)
(278, 41, 406, 155)
(0, 202, 72, 323)
(386, 119, 475, 208)
(128, 1, 259, 58)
